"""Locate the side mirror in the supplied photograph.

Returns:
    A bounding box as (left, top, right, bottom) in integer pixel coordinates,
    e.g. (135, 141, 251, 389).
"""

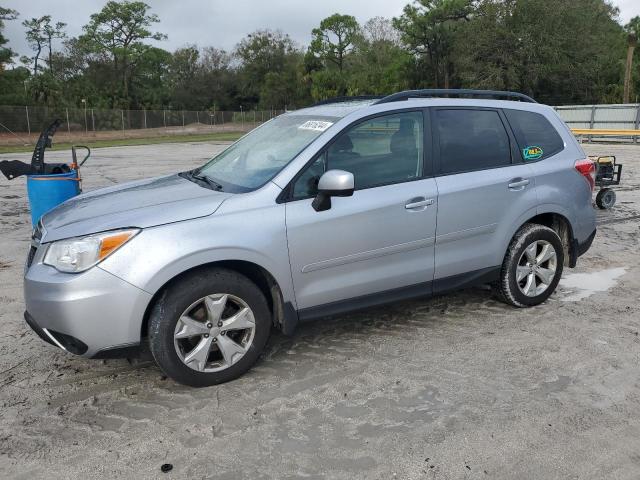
(312, 169, 354, 212)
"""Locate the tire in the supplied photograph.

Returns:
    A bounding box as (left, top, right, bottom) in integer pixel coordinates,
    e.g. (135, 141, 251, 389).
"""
(596, 188, 616, 209)
(494, 223, 564, 307)
(148, 268, 271, 387)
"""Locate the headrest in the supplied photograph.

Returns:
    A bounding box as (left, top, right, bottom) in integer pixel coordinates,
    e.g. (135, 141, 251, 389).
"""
(333, 134, 354, 152)
(390, 122, 416, 153)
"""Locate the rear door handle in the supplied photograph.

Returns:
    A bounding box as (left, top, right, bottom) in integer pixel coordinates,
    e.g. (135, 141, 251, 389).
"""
(508, 178, 530, 190)
(405, 197, 435, 210)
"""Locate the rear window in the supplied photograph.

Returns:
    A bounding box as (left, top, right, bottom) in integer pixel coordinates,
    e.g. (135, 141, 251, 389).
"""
(504, 109, 564, 161)
(436, 109, 512, 174)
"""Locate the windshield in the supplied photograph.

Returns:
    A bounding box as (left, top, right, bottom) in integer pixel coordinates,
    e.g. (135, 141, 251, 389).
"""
(196, 114, 338, 192)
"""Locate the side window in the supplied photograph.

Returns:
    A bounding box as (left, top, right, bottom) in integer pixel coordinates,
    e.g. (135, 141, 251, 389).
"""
(292, 154, 326, 199)
(436, 109, 511, 175)
(504, 109, 564, 161)
(291, 111, 424, 199)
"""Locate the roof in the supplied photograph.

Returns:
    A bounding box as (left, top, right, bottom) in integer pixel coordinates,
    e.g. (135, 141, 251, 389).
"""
(288, 99, 378, 119)
(287, 89, 539, 119)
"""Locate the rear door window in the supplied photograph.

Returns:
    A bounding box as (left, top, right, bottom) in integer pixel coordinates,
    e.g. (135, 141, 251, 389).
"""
(504, 109, 564, 161)
(435, 109, 512, 175)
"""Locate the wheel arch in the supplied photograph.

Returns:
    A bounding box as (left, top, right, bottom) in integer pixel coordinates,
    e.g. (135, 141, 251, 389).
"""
(508, 210, 577, 268)
(140, 260, 297, 343)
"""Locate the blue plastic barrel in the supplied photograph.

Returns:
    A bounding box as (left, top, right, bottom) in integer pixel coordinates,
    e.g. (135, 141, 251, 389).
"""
(26, 170, 80, 226)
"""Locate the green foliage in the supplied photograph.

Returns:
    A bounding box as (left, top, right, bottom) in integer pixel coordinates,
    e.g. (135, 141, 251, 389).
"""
(0, 65, 29, 104)
(0, 6, 18, 68)
(78, 0, 167, 107)
(309, 13, 360, 74)
(260, 51, 310, 109)
(626, 16, 640, 38)
(26, 70, 62, 104)
(455, 0, 625, 104)
(0, 0, 637, 109)
(235, 30, 303, 107)
(348, 17, 413, 95)
(22, 15, 65, 75)
(393, 0, 475, 88)
(310, 69, 348, 100)
(23, 16, 48, 74)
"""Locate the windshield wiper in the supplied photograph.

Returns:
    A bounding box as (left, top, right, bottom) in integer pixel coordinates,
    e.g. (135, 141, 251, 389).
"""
(182, 170, 224, 191)
(193, 174, 224, 191)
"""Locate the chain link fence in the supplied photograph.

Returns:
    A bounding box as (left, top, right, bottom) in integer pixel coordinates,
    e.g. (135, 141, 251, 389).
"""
(2, 104, 640, 147)
(0, 106, 285, 145)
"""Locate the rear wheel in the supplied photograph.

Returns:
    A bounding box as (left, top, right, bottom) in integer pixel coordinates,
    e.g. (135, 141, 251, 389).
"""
(149, 268, 271, 387)
(494, 224, 564, 307)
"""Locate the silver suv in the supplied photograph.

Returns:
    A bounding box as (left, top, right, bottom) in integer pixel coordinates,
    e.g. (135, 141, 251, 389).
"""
(24, 90, 597, 386)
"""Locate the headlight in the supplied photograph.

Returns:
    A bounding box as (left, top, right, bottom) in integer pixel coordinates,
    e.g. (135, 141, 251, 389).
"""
(44, 229, 140, 273)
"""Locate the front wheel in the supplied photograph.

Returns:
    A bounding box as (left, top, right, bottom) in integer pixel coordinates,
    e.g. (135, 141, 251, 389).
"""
(494, 224, 564, 307)
(149, 268, 271, 387)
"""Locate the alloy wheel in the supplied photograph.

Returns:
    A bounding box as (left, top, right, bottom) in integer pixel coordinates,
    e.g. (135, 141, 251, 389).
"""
(173, 293, 256, 372)
(516, 240, 558, 297)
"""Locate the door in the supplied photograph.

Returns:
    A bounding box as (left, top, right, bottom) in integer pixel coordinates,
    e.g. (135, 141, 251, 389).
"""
(432, 108, 538, 283)
(284, 110, 438, 312)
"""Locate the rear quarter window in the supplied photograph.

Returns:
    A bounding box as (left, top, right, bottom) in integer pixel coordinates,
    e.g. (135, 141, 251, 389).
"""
(504, 109, 564, 161)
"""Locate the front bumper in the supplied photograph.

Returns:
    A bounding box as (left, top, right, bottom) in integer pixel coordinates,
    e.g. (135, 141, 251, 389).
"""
(24, 259, 152, 358)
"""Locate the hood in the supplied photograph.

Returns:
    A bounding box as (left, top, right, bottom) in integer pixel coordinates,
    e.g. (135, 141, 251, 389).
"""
(41, 174, 231, 242)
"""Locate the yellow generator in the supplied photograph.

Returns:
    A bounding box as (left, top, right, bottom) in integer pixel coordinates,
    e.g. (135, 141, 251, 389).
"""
(589, 156, 622, 209)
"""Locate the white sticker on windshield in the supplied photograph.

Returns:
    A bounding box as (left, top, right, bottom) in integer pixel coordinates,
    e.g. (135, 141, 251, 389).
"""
(298, 120, 333, 132)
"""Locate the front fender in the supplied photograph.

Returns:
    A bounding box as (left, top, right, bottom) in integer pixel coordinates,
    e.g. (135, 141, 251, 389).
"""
(99, 203, 295, 309)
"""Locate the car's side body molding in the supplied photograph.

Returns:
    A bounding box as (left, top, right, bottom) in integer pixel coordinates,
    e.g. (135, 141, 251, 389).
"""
(297, 266, 500, 323)
(300, 237, 435, 274)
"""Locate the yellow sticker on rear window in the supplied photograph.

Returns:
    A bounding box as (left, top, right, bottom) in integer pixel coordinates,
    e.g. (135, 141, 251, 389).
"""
(523, 146, 543, 160)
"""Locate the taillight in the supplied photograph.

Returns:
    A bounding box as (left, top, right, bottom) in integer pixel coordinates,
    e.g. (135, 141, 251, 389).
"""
(575, 159, 595, 191)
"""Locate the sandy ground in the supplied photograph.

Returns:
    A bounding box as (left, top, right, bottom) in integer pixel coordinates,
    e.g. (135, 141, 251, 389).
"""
(0, 142, 639, 479)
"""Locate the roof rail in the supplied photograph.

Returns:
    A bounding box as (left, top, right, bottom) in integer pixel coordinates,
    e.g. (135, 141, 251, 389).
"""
(311, 95, 385, 107)
(374, 89, 537, 104)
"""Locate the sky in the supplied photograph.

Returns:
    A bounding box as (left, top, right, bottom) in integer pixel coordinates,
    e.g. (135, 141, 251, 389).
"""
(2, 0, 640, 60)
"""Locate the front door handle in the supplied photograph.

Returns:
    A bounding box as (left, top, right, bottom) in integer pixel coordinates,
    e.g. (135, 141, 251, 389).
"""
(508, 178, 530, 190)
(405, 197, 435, 210)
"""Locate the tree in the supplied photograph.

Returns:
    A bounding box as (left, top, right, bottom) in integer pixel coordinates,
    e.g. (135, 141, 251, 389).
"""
(0, 66, 29, 104)
(23, 16, 48, 74)
(361, 16, 402, 44)
(394, 0, 474, 88)
(309, 14, 359, 73)
(79, 1, 166, 106)
(624, 17, 640, 103)
(0, 6, 18, 69)
(168, 45, 201, 108)
(455, 0, 624, 104)
(43, 17, 66, 72)
(348, 17, 412, 95)
(22, 15, 65, 74)
(129, 45, 172, 108)
(198, 47, 237, 110)
(235, 30, 301, 108)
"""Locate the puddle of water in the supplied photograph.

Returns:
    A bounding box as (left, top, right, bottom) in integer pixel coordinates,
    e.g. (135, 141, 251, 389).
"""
(559, 267, 626, 301)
